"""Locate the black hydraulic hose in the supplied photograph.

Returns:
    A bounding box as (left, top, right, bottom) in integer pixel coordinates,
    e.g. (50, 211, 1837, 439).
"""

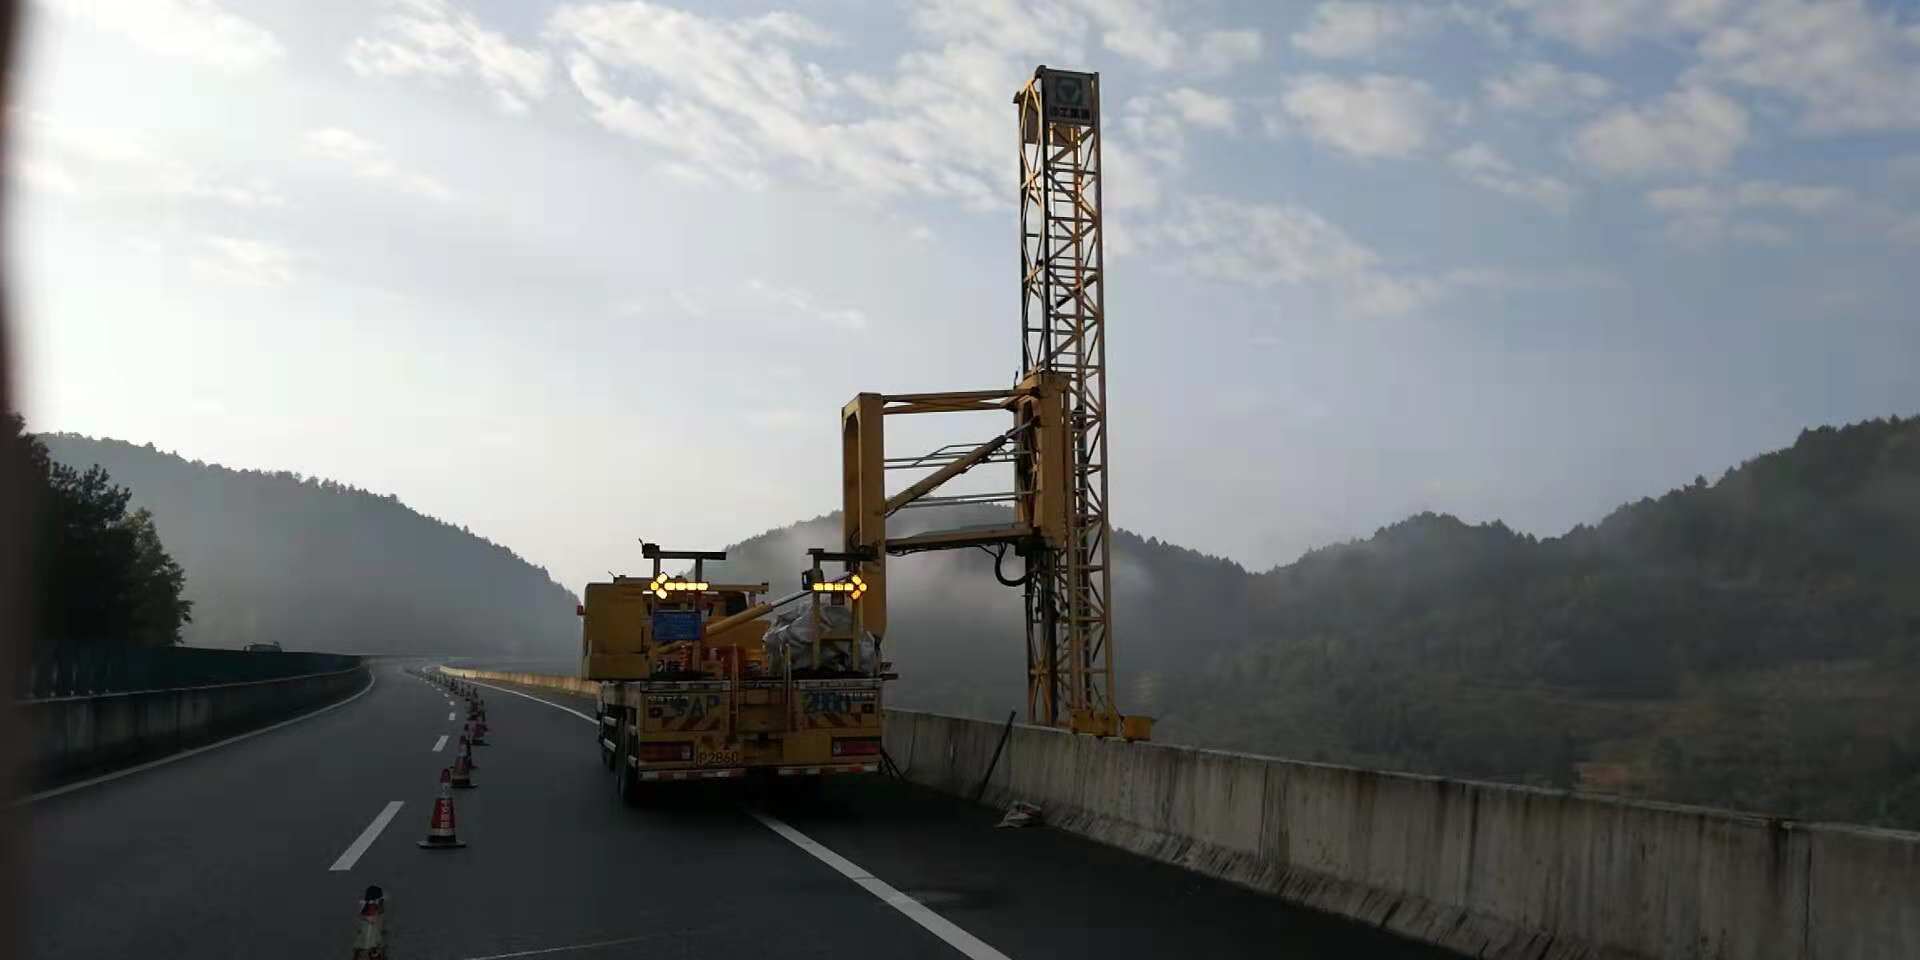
(989, 545, 1027, 587)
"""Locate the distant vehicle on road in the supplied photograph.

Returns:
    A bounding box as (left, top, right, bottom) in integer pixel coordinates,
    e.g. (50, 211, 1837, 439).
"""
(242, 642, 283, 653)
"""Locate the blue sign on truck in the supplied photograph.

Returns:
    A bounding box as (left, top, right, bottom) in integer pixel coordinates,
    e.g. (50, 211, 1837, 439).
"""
(652, 609, 702, 642)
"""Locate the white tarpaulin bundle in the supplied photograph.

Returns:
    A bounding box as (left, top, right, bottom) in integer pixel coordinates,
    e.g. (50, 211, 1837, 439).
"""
(763, 603, 879, 673)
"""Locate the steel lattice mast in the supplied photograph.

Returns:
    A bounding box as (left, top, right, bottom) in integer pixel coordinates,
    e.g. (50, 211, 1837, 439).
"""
(1015, 67, 1115, 731)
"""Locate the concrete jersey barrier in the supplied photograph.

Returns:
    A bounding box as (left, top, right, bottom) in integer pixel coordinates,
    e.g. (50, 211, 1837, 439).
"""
(430, 671, 1919, 959)
(23, 662, 369, 790)
(439, 667, 599, 698)
(883, 708, 1919, 960)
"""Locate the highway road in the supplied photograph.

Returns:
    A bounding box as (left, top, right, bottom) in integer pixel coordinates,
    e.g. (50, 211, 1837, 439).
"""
(25, 661, 1453, 958)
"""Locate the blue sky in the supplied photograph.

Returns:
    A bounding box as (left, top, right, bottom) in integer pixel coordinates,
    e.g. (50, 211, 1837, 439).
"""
(11, 0, 1920, 589)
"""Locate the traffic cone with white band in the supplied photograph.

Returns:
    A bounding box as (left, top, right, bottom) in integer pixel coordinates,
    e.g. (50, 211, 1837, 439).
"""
(450, 747, 476, 789)
(416, 768, 467, 849)
(351, 885, 387, 959)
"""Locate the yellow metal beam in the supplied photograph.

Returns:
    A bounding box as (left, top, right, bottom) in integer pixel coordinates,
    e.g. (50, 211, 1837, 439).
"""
(883, 429, 1015, 516)
(884, 523, 1034, 554)
(703, 602, 775, 641)
(878, 388, 1021, 404)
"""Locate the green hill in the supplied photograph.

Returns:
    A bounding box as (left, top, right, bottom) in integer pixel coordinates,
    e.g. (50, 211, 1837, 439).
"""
(43, 435, 578, 657)
(46, 414, 1920, 827)
(710, 415, 1920, 828)
(698, 504, 1247, 723)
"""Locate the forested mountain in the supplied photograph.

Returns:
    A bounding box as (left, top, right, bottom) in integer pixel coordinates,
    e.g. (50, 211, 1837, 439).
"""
(11, 417, 191, 655)
(43, 415, 1920, 827)
(700, 504, 1247, 723)
(43, 435, 577, 657)
(711, 415, 1920, 828)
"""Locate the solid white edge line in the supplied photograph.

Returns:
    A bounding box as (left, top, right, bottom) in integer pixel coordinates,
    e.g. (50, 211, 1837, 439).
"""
(21, 668, 378, 805)
(329, 799, 405, 871)
(432, 734, 449, 752)
(749, 810, 1012, 960)
(459, 674, 1011, 960)
(460, 677, 596, 723)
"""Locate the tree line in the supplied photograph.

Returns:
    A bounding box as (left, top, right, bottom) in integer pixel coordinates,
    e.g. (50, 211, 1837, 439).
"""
(8, 415, 191, 655)
(39, 433, 579, 657)
(715, 414, 1920, 830)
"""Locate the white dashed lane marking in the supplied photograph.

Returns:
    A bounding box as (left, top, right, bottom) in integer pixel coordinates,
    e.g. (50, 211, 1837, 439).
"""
(460, 676, 1013, 960)
(329, 800, 404, 871)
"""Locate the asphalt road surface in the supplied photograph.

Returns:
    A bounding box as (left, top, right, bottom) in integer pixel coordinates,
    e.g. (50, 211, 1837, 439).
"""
(25, 661, 1455, 959)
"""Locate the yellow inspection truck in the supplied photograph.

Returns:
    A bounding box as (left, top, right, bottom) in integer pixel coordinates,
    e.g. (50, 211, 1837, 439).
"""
(582, 543, 890, 801)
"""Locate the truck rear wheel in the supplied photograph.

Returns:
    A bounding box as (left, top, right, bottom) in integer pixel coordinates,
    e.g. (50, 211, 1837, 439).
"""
(613, 722, 641, 805)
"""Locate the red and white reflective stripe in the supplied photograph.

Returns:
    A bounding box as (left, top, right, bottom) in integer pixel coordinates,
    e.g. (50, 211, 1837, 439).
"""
(639, 768, 745, 781)
(773, 763, 878, 776)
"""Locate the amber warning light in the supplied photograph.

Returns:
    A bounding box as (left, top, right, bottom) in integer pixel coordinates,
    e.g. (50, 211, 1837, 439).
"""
(648, 575, 711, 600)
(810, 574, 866, 600)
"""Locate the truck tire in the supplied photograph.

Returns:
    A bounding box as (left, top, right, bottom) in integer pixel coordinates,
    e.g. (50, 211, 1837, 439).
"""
(613, 722, 644, 806)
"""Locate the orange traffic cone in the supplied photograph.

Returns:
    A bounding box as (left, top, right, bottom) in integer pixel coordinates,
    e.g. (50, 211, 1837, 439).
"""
(468, 719, 488, 747)
(459, 733, 478, 769)
(450, 749, 476, 789)
(351, 885, 387, 959)
(417, 768, 467, 849)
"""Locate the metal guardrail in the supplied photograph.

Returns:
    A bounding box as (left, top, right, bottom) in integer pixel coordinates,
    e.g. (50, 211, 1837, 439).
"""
(17, 647, 362, 700)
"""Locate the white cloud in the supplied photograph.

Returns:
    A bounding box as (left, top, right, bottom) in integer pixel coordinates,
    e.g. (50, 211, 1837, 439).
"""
(1644, 179, 1853, 248)
(1086, 0, 1185, 70)
(907, 0, 1086, 61)
(907, 0, 1259, 74)
(1196, 29, 1264, 71)
(12, 112, 284, 209)
(348, 0, 553, 114)
(542, 0, 1248, 221)
(1146, 195, 1445, 317)
(1448, 143, 1575, 213)
(1725, 220, 1792, 246)
(1291, 2, 1432, 59)
(1570, 86, 1748, 177)
(1114, 89, 1232, 198)
(1291, 2, 1512, 58)
(1484, 61, 1611, 114)
(42, 0, 282, 71)
(303, 128, 451, 201)
(1161, 88, 1235, 131)
(1509, 0, 1920, 135)
(1281, 74, 1442, 158)
(1691, 0, 1920, 134)
(1119, 97, 1190, 170)
(747, 279, 868, 330)
(1727, 180, 1849, 215)
(1503, 0, 1733, 52)
(195, 235, 294, 286)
